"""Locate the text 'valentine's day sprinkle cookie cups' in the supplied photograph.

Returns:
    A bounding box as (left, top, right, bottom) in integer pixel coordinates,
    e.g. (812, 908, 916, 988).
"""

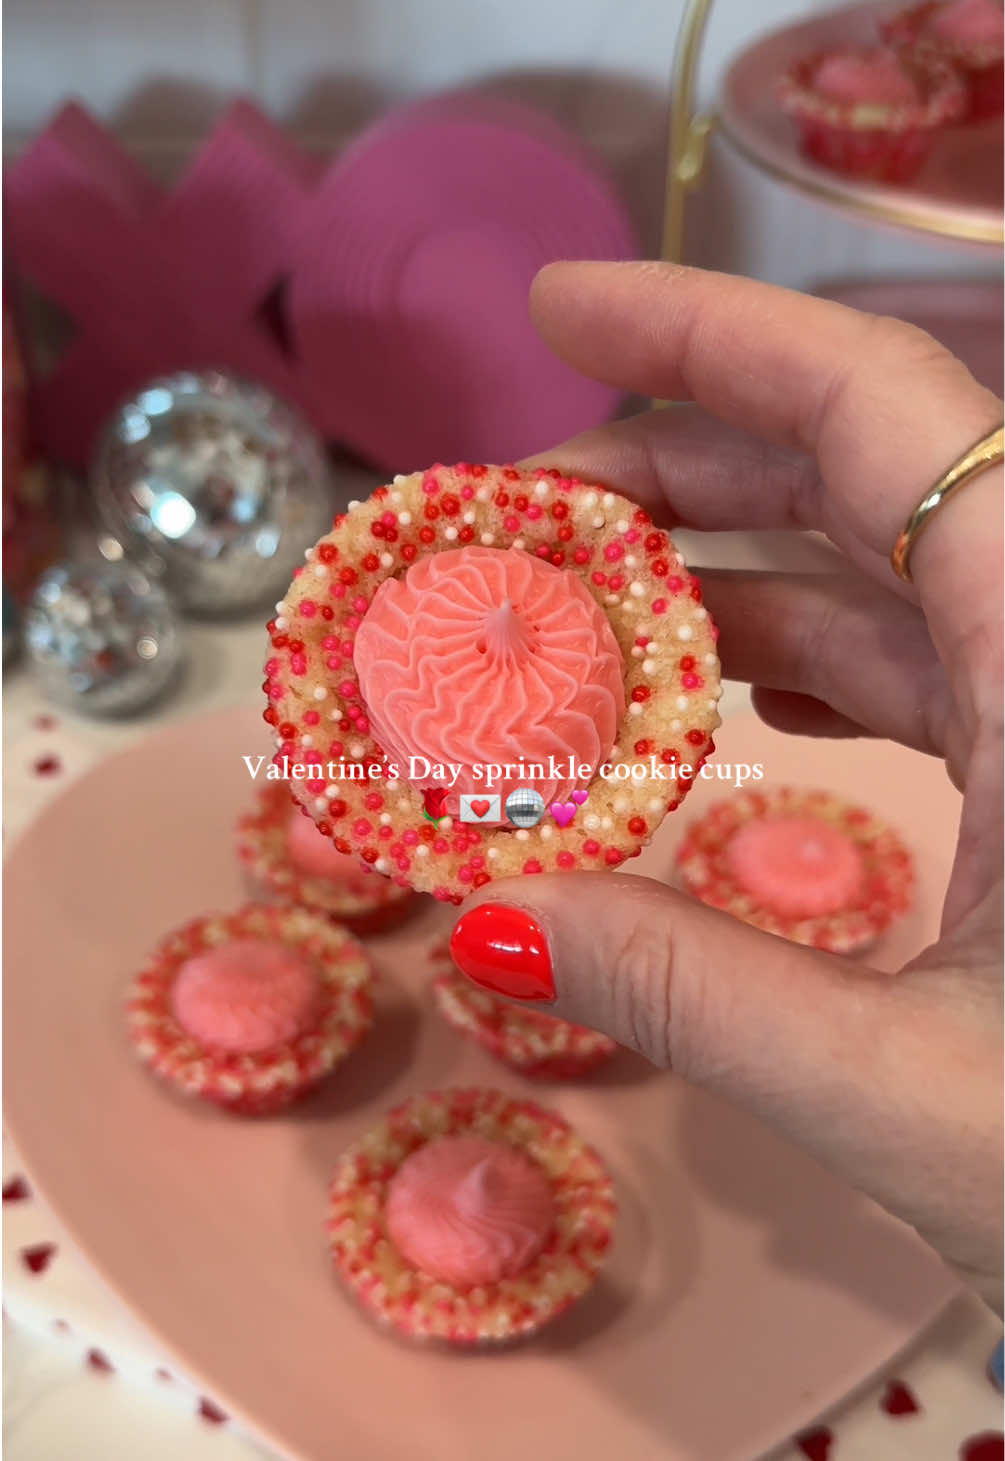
(777, 47, 968, 180)
(882, 0, 1004, 120)
(126, 904, 374, 1115)
(236, 782, 417, 935)
(326, 1088, 616, 1346)
(429, 942, 618, 1080)
(264, 464, 721, 903)
(676, 787, 915, 954)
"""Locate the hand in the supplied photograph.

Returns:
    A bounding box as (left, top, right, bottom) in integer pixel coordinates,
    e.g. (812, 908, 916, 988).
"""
(449, 261, 1004, 1310)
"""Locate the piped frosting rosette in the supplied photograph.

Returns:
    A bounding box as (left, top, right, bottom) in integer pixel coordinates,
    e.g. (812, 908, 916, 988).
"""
(264, 463, 721, 902)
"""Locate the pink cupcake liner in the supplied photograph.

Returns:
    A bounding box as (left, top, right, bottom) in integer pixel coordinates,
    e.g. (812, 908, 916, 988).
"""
(430, 943, 617, 1079)
(777, 49, 968, 179)
(675, 787, 914, 955)
(236, 782, 418, 934)
(126, 904, 375, 1115)
(326, 1087, 616, 1345)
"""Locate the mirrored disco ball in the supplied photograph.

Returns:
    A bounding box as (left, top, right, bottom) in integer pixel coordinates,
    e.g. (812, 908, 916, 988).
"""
(505, 786, 546, 828)
(25, 560, 182, 717)
(92, 372, 333, 616)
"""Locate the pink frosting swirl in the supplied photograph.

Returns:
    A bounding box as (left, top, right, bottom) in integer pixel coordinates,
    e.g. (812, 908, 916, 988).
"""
(385, 1136, 554, 1287)
(813, 49, 920, 105)
(930, 0, 1003, 45)
(171, 939, 322, 1053)
(353, 547, 625, 807)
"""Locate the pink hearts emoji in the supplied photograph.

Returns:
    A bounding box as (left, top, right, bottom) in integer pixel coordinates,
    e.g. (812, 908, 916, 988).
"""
(550, 802, 576, 828)
(570, 789, 589, 805)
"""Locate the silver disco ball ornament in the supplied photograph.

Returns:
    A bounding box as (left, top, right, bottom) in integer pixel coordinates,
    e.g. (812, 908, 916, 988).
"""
(25, 560, 182, 717)
(92, 371, 333, 616)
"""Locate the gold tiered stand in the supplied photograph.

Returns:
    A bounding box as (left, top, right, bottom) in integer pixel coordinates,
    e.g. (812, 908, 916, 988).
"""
(662, 0, 1005, 263)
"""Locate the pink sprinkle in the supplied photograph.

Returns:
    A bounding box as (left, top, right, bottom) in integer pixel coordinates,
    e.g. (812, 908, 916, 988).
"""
(321, 636, 338, 651)
(381, 511, 396, 527)
(342, 640, 354, 657)
(325, 655, 340, 671)
(526, 503, 543, 521)
(352, 596, 368, 614)
(364, 792, 383, 810)
(458, 866, 473, 883)
(378, 824, 393, 840)
(356, 717, 370, 734)
(583, 838, 601, 856)
(604, 543, 624, 562)
(306, 778, 326, 794)
(269, 684, 284, 700)
(346, 615, 361, 631)
(330, 582, 347, 599)
(557, 850, 576, 869)
(265, 657, 280, 675)
(667, 576, 684, 593)
(403, 830, 419, 846)
(470, 856, 485, 870)
(299, 600, 317, 618)
(304, 710, 320, 726)
(591, 571, 607, 586)
(329, 741, 344, 757)
(625, 529, 640, 543)
(433, 838, 449, 854)
(422, 477, 439, 495)
(652, 599, 668, 615)
(504, 514, 520, 532)
(460, 485, 475, 500)
(608, 574, 625, 591)
(290, 653, 307, 675)
(339, 680, 357, 698)
(682, 673, 702, 689)
(353, 819, 372, 838)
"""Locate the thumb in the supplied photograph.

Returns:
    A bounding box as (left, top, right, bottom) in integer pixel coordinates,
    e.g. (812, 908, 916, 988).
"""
(448, 873, 940, 1198)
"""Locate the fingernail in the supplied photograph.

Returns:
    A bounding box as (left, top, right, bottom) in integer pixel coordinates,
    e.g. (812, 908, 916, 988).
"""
(449, 903, 555, 1002)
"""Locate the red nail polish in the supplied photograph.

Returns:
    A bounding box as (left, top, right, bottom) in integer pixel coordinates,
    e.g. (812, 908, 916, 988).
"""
(449, 904, 555, 1002)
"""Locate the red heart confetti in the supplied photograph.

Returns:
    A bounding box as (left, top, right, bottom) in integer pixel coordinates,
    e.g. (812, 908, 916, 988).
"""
(796, 1428, 834, 1461)
(87, 1348, 114, 1373)
(2, 1175, 31, 1202)
(469, 799, 491, 819)
(21, 1242, 56, 1274)
(961, 1436, 1005, 1461)
(881, 1379, 920, 1415)
(199, 1398, 228, 1425)
(33, 754, 62, 777)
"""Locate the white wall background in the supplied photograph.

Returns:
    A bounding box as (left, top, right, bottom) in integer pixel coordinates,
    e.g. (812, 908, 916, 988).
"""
(3, 0, 999, 289)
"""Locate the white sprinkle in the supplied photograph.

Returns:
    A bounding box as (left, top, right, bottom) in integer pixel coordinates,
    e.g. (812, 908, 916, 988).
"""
(610, 744, 622, 757)
(675, 695, 690, 711)
(630, 646, 644, 659)
(476, 486, 491, 502)
(480, 532, 494, 546)
(439, 817, 453, 832)
(534, 479, 550, 498)
(313, 685, 327, 700)
(325, 785, 339, 798)
(274, 601, 286, 614)
(349, 741, 366, 758)
(613, 795, 629, 813)
(392, 475, 408, 486)
(704, 652, 717, 666)
(601, 816, 613, 830)
(304, 546, 315, 561)
(313, 563, 328, 577)
(677, 625, 694, 641)
(602, 493, 616, 508)
(487, 847, 499, 860)
(629, 581, 645, 598)
(647, 797, 664, 814)
(515, 828, 530, 841)
(398, 510, 412, 525)
(397, 797, 411, 810)
(624, 555, 638, 568)
(615, 519, 629, 535)
(462, 510, 476, 524)
(314, 797, 327, 813)
(416, 844, 429, 858)
(300, 735, 312, 747)
(540, 824, 552, 839)
(581, 491, 598, 510)
(642, 658, 656, 674)
(707, 698, 719, 710)
(347, 499, 361, 511)
(621, 601, 636, 613)
(379, 813, 392, 825)
(592, 515, 605, 529)
(605, 593, 620, 606)
(374, 857, 389, 873)
(445, 527, 458, 541)
(512, 538, 526, 551)
(274, 615, 288, 630)
(584, 814, 600, 831)
(380, 552, 393, 568)
(670, 719, 682, 733)
(628, 702, 643, 716)
(328, 709, 341, 720)
(390, 489, 403, 504)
